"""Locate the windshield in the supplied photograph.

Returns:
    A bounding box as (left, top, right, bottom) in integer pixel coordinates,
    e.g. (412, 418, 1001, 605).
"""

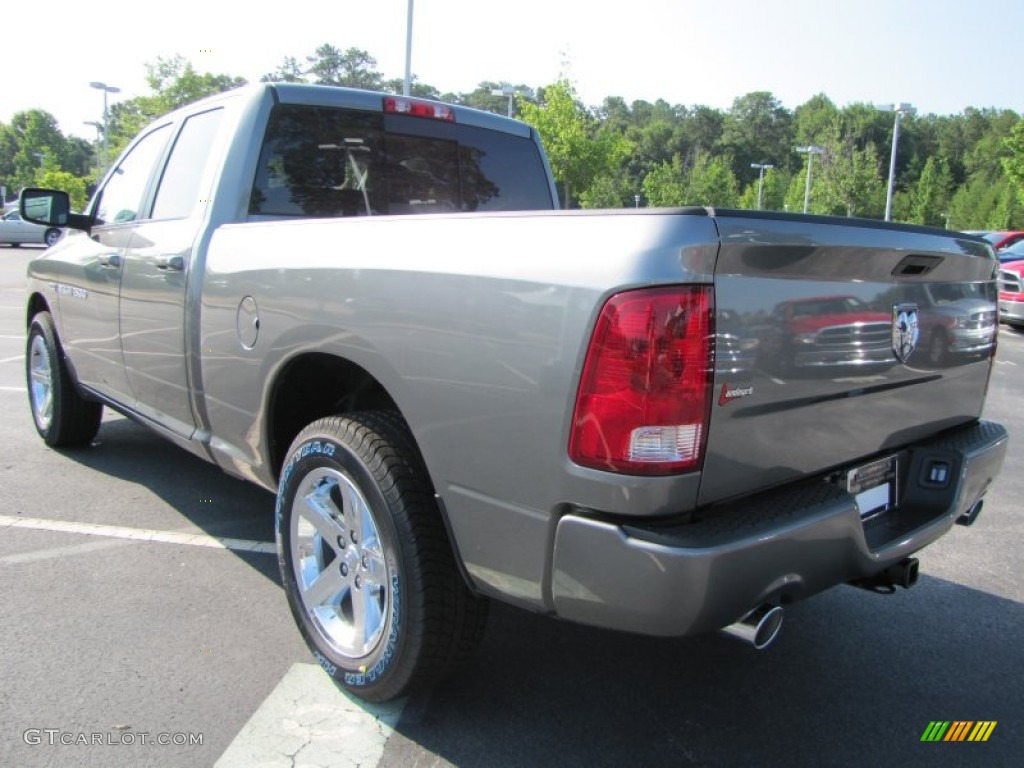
(999, 240, 1024, 261)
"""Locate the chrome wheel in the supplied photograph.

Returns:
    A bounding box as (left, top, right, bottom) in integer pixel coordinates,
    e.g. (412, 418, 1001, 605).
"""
(290, 467, 391, 660)
(28, 334, 53, 431)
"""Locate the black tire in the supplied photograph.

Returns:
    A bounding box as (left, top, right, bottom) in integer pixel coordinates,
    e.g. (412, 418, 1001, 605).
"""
(26, 311, 103, 447)
(43, 228, 61, 248)
(276, 412, 488, 702)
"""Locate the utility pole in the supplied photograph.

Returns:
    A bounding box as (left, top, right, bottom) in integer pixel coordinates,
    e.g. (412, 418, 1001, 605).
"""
(750, 163, 774, 210)
(795, 146, 824, 213)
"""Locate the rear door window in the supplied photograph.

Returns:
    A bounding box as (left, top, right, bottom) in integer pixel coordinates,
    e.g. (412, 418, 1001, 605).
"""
(151, 108, 225, 220)
(249, 104, 552, 218)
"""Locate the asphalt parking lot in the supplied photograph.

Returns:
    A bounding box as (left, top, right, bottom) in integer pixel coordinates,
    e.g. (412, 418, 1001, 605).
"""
(0, 244, 1021, 767)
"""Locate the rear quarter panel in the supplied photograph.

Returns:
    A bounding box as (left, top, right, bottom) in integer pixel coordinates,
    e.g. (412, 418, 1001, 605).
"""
(200, 210, 718, 606)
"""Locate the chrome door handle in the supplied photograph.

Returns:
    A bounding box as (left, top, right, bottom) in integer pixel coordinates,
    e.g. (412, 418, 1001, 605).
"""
(155, 255, 184, 272)
(99, 254, 121, 268)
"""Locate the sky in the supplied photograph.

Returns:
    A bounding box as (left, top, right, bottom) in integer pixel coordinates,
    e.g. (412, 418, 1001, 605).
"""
(2, 0, 1020, 140)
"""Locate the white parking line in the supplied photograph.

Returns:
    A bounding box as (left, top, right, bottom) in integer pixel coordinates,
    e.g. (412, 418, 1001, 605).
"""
(216, 663, 405, 768)
(0, 355, 23, 363)
(0, 515, 276, 555)
(0, 386, 24, 392)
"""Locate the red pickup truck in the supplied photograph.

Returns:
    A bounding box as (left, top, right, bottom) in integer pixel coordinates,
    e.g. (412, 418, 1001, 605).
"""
(999, 259, 1024, 329)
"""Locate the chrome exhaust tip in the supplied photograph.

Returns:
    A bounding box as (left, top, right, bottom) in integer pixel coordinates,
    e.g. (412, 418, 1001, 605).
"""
(956, 499, 984, 527)
(720, 605, 784, 650)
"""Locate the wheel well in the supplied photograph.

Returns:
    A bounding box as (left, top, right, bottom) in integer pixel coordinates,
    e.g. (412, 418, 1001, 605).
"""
(26, 293, 49, 328)
(268, 354, 399, 481)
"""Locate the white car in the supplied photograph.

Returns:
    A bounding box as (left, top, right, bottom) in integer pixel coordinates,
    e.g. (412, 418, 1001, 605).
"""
(0, 210, 63, 247)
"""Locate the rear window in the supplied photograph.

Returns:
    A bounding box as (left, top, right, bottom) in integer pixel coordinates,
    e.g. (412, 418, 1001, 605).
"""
(249, 104, 552, 218)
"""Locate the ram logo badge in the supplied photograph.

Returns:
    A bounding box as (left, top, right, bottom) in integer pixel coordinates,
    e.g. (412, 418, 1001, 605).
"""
(892, 303, 920, 362)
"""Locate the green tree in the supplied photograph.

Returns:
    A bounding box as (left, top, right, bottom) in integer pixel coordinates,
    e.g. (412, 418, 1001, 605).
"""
(261, 56, 307, 83)
(910, 156, 953, 226)
(1003, 116, 1024, 206)
(641, 151, 739, 208)
(642, 157, 687, 207)
(816, 140, 886, 218)
(382, 77, 441, 99)
(793, 94, 840, 148)
(718, 91, 793, 186)
(519, 79, 631, 208)
(739, 167, 788, 211)
(106, 56, 246, 162)
(35, 167, 89, 212)
(687, 153, 740, 207)
(305, 44, 384, 89)
(0, 110, 75, 194)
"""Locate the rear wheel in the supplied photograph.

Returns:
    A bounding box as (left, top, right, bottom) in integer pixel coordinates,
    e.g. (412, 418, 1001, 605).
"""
(44, 228, 61, 247)
(26, 311, 103, 447)
(277, 412, 488, 702)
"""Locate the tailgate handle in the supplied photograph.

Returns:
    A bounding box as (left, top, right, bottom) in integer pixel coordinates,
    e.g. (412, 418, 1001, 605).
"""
(892, 254, 942, 276)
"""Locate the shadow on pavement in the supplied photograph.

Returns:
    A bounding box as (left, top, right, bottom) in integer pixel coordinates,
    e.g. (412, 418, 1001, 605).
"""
(53, 415, 281, 586)
(383, 578, 1022, 768)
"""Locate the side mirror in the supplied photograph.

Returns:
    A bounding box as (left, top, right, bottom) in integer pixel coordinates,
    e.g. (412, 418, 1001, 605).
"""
(19, 188, 91, 232)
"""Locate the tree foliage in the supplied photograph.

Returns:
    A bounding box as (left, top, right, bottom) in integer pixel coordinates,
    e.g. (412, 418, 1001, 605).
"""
(3, 45, 1023, 229)
(518, 80, 632, 208)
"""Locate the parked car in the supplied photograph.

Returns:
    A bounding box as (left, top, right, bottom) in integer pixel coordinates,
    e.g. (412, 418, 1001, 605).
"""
(996, 239, 1024, 263)
(983, 230, 1024, 251)
(760, 295, 894, 373)
(906, 281, 998, 365)
(0, 210, 62, 247)
(998, 259, 1024, 329)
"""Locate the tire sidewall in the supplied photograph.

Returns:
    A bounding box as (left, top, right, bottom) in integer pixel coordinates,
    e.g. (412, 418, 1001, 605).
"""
(27, 313, 61, 443)
(276, 428, 410, 695)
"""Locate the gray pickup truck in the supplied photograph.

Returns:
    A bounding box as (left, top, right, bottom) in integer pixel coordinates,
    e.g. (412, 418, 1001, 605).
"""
(21, 83, 1008, 702)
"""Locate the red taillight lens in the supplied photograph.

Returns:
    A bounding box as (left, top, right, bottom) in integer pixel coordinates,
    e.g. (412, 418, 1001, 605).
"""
(569, 286, 714, 475)
(383, 97, 455, 122)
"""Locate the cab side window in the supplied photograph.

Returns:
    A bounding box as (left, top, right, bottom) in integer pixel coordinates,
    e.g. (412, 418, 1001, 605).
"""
(151, 108, 225, 220)
(94, 124, 171, 226)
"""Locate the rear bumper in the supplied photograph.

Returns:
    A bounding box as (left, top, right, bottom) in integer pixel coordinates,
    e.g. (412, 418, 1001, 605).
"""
(550, 420, 1008, 637)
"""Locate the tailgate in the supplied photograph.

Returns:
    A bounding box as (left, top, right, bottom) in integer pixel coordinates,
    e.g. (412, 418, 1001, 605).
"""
(700, 213, 997, 506)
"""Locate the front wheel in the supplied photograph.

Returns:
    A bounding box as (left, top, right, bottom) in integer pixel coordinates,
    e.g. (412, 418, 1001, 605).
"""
(43, 228, 62, 247)
(276, 412, 488, 702)
(26, 311, 103, 447)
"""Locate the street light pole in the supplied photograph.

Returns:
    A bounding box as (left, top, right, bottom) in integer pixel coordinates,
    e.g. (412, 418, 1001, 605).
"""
(89, 81, 120, 173)
(795, 146, 824, 213)
(83, 121, 103, 180)
(750, 162, 774, 210)
(877, 102, 916, 222)
(404, 0, 414, 96)
(491, 87, 514, 118)
(491, 86, 532, 118)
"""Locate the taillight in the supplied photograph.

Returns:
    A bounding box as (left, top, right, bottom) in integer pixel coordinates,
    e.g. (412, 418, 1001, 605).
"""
(383, 96, 455, 122)
(569, 286, 714, 475)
